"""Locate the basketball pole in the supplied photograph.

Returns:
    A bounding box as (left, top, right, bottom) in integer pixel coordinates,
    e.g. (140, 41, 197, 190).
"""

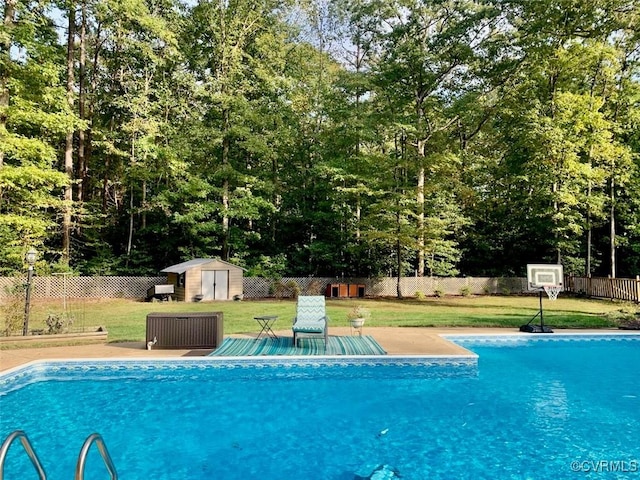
(520, 288, 553, 333)
(538, 289, 544, 330)
(522, 264, 559, 333)
(526, 289, 545, 328)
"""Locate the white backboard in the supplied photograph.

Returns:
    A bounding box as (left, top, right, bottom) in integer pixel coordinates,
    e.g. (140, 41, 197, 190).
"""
(527, 264, 564, 291)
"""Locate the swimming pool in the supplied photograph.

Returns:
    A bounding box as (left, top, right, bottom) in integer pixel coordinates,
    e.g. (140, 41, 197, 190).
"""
(1, 334, 639, 479)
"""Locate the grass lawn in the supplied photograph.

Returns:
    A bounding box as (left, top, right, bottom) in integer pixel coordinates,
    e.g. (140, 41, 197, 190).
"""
(12, 294, 626, 344)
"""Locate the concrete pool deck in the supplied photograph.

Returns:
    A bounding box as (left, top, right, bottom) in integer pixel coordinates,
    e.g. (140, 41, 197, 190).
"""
(0, 327, 624, 372)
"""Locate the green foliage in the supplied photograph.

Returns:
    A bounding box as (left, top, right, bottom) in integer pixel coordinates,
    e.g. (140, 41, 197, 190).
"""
(0, 2, 75, 274)
(0, 0, 639, 280)
(604, 306, 640, 329)
(346, 305, 371, 321)
(270, 279, 301, 299)
(1, 280, 26, 336)
(45, 313, 74, 334)
(243, 254, 287, 278)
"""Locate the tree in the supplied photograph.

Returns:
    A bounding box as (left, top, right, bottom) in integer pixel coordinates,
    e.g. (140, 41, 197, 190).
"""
(1, 0, 639, 279)
(178, 0, 298, 263)
(458, 0, 639, 276)
(342, 0, 485, 279)
(0, 0, 73, 273)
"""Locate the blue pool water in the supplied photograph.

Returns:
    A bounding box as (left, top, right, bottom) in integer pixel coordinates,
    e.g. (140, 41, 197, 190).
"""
(1, 334, 639, 480)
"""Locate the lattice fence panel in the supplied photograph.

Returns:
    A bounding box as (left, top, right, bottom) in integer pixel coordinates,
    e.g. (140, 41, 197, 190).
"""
(242, 277, 272, 298)
(282, 277, 335, 296)
(243, 277, 345, 298)
(0, 276, 167, 299)
(0, 277, 26, 298)
(361, 277, 527, 297)
(1, 275, 529, 300)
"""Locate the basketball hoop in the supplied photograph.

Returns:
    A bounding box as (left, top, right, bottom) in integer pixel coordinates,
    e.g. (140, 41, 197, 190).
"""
(522, 264, 562, 333)
(543, 285, 561, 301)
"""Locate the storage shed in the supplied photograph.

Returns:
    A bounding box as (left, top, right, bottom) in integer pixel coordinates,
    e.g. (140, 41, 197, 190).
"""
(160, 258, 244, 302)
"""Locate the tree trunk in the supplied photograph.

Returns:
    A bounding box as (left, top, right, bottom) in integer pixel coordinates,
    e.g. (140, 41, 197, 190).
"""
(127, 134, 136, 261)
(586, 180, 592, 276)
(102, 155, 109, 213)
(396, 226, 403, 299)
(88, 5, 102, 206)
(221, 107, 230, 260)
(610, 176, 616, 278)
(553, 181, 561, 263)
(0, 0, 16, 213)
(141, 180, 147, 229)
(62, 2, 76, 264)
(354, 37, 363, 241)
(586, 224, 592, 276)
(395, 140, 404, 300)
(0, 0, 15, 169)
(77, 0, 87, 204)
(126, 188, 134, 264)
(416, 139, 425, 277)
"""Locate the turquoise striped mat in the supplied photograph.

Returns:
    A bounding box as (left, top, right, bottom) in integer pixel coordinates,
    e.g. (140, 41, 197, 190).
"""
(209, 335, 386, 356)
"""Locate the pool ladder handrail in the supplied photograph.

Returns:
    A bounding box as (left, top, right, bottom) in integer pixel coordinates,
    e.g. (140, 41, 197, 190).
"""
(75, 432, 118, 480)
(0, 430, 47, 480)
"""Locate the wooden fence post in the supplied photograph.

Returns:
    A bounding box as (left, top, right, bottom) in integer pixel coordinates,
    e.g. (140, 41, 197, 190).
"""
(636, 275, 640, 304)
(608, 275, 613, 301)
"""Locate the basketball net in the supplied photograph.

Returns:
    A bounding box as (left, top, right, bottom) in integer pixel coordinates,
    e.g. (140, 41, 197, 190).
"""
(543, 285, 561, 301)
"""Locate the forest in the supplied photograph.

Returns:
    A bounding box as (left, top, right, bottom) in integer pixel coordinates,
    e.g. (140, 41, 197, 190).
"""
(1, 0, 639, 279)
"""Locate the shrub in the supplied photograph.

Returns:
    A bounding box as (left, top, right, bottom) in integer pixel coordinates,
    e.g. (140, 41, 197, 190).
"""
(271, 280, 301, 298)
(270, 280, 287, 298)
(346, 305, 371, 321)
(286, 280, 301, 298)
(2, 282, 25, 336)
(45, 313, 74, 334)
(460, 286, 471, 297)
(605, 307, 640, 329)
(304, 279, 324, 296)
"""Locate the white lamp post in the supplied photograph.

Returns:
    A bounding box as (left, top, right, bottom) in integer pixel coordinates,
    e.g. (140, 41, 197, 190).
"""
(23, 248, 37, 336)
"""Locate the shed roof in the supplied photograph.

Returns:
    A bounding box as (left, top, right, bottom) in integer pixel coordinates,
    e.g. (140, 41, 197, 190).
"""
(161, 258, 245, 274)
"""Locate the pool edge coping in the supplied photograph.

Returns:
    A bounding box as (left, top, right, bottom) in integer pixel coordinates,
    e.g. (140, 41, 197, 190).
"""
(0, 353, 479, 380)
(3, 332, 639, 383)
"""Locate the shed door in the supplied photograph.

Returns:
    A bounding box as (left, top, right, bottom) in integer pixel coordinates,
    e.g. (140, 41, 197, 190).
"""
(201, 270, 229, 300)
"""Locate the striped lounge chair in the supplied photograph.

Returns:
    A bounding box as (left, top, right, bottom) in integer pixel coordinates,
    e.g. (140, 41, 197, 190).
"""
(292, 296, 329, 348)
